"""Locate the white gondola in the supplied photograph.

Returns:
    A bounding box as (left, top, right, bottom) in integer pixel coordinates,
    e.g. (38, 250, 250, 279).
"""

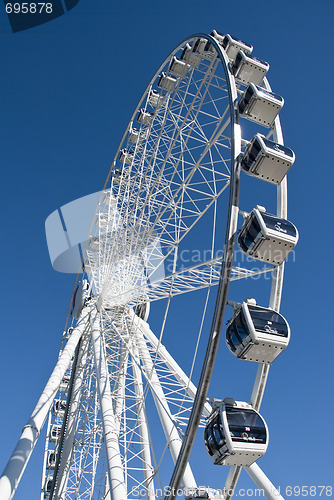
(226, 299, 290, 363)
(119, 148, 134, 165)
(96, 213, 112, 228)
(238, 206, 298, 265)
(219, 33, 253, 62)
(233, 51, 269, 86)
(49, 424, 62, 443)
(47, 451, 56, 470)
(102, 189, 117, 208)
(71, 280, 88, 319)
(53, 399, 67, 416)
(204, 399, 268, 466)
(157, 72, 177, 92)
(169, 56, 189, 77)
(65, 327, 73, 340)
(59, 374, 71, 392)
(193, 38, 215, 59)
(128, 127, 147, 144)
(44, 476, 53, 498)
(239, 83, 284, 127)
(83, 259, 92, 273)
(89, 235, 99, 250)
(135, 301, 150, 322)
(137, 109, 154, 126)
(147, 89, 166, 108)
(241, 133, 295, 185)
(112, 168, 127, 185)
(181, 43, 201, 67)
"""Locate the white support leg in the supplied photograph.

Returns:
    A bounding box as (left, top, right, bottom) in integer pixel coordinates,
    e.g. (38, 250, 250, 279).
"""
(91, 314, 127, 500)
(131, 340, 156, 500)
(244, 463, 284, 500)
(0, 307, 92, 500)
(112, 339, 129, 435)
(223, 466, 242, 500)
(52, 329, 90, 499)
(134, 324, 197, 491)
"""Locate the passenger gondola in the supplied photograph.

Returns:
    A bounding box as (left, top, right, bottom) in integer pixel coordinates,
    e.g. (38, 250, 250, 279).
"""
(147, 89, 165, 108)
(102, 189, 117, 206)
(112, 168, 127, 184)
(241, 133, 295, 185)
(239, 83, 284, 127)
(181, 43, 201, 67)
(59, 375, 71, 393)
(217, 32, 253, 62)
(128, 128, 147, 144)
(44, 476, 53, 498)
(53, 399, 67, 416)
(169, 56, 189, 77)
(238, 206, 298, 265)
(119, 149, 134, 165)
(50, 424, 62, 442)
(204, 399, 268, 466)
(65, 327, 73, 340)
(135, 300, 150, 322)
(158, 72, 177, 92)
(47, 451, 56, 470)
(71, 280, 88, 319)
(226, 299, 290, 363)
(137, 109, 154, 126)
(232, 51, 269, 86)
(193, 38, 215, 59)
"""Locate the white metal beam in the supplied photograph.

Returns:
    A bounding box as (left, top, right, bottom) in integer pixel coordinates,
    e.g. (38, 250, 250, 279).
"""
(52, 329, 90, 499)
(130, 339, 156, 500)
(244, 463, 284, 500)
(91, 314, 127, 500)
(0, 307, 92, 500)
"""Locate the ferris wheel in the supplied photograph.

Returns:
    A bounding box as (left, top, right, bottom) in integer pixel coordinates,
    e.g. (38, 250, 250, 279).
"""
(0, 31, 298, 500)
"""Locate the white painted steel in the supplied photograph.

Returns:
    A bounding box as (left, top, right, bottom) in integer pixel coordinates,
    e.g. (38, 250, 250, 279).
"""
(91, 314, 127, 500)
(244, 463, 284, 500)
(130, 338, 157, 500)
(52, 329, 91, 499)
(0, 306, 92, 500)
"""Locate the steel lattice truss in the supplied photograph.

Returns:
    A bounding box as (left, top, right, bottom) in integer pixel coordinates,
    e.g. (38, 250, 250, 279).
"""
(44, 307, 211, 499)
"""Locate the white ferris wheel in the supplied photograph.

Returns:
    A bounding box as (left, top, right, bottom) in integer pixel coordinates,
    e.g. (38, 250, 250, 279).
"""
(0, 31, 298, 500)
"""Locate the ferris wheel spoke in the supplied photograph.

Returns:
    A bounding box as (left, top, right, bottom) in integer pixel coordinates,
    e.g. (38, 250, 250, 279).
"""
(105, 259, 273, 305)
(132, 321, 197, 490)
(113, 56, 221, 237)
(127, 308, 212, 419)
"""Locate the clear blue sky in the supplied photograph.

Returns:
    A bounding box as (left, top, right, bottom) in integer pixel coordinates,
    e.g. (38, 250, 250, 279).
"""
(0, 0, 333, 498)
